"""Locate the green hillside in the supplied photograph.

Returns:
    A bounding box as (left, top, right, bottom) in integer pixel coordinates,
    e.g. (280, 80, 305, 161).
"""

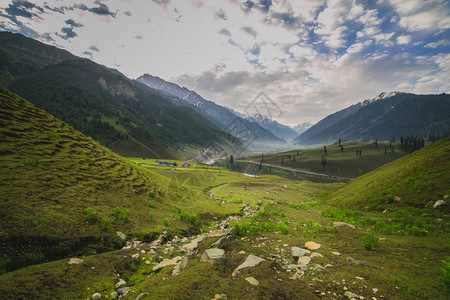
(327, 137, 450, 210)
(0, 89, 234, 273)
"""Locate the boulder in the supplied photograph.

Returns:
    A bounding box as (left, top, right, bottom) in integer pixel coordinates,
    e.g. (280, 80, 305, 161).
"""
(201, 248, 226, 265)
(68, 258, 83, 265)
(210, 228, 237, 248)
(291, 247, 310, 258)
(305, 241, 321, 250)
(153, 256, 182, 271)
(172, 255, 192, 276)
(245, 276, 260, 286)
(115, 278, 126, 289)
(92, 293, 101, 300)
(232, 254, 266, 277)
(434, 200, 447, 208)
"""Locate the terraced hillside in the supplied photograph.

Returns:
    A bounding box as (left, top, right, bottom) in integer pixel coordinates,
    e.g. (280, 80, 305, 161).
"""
(0, 89, 230, 273)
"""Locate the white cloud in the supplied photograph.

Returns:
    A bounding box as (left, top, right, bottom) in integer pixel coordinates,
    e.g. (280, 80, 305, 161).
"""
(396, 35, 411, 44)
(424, 39, 450, 48)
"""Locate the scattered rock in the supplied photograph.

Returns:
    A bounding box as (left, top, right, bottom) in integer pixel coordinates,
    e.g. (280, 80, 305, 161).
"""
(131, 253, 139, 259)
(180, 241, 199, 253)
(201, 248, 226, 265)
(286, 264, 308, 271)
(153, 256, 182, 271)
(289, 271, 304, 280)
(141, 249, 146, 254)
(310, 252, 323, 258)
(212, 294, 228, 300)
(116, 231, 126, 240)
(116, 287, 129, 297)
(245, 276, 260, 286)
(239, 251, 246, 254)
(92, 292, 101, 300)
(163, 246, 174, 256)
(115, 278, 126, 290)
(332, 222, 357, 229)
(145, 260, 151, 265)
(232, 254, 266, 277)
(312, 264, 326, 272)
(297, 256, 311, 265)
(305, 241, 321, 250)
(68, 258, 83, 265)
(344, 291, 359, 299)
(111, 291, 118, 300)
(346, 257, 372, 267)
(291, 247, 310, 258)
(332, 251, 341, 256)
(208, 228, 234, 238)
(136, 293, 148, 300)
(210, 228, 237, 248)
(172, 255, 192, 276)
(434, 200, 447, 208)
(325, 264, 333, 268)
(355, 276, 364, 280)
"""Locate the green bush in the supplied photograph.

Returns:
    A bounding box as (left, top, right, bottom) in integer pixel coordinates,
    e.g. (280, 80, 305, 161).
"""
(163, 218, 169, 226)
(440, 257, 450, 293)
(148, 190, 155, 198)
(85, 207, 99, 221)
(276, 221, 290, 234)
(362, 229, 381, 251)
(23, 156, 40, 167)
(113, 207, 130, 221)
(101, 218, 113, 232)
(149, 213, 154, 221)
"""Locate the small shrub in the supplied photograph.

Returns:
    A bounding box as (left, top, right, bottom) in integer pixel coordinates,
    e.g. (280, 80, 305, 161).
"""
(148, 190, 155, 198)
(276, 221, 290, 234)
(84, 156, 92, 164)
(113, 207, 129, 221)
(23, 157, 40, 167)
(362, 229, 381, 251)
(149, 213, 154, 221)
(85, 207, 99, 221)
(156, 195, 163, 203)
(439, 257, 450, 293)
(101, 218, 113, 232)
(47, 131, 60, 140)
(163, 218, 169, 226)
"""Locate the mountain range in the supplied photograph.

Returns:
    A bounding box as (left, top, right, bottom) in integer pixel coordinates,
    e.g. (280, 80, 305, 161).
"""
(293, 91, 450, 145)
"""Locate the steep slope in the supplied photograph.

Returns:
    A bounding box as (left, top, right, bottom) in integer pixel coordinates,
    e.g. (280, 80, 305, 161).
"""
(327, 137, 450, 210)
(136, 74, 286, 146)
(0, 32, 239, 159)
(0, 89, 212, 272)
(293, 92, 450, 145)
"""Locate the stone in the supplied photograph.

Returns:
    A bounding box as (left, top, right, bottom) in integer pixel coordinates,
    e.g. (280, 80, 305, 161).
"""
(297, 256, 311, 265)
(355, 276, 364, 280)
(131, 253, 139, 259)
(172, 255, 192, 276)
(141, 249, 146, 254)
(145, 260, 151, 265)
(312, 264, 326, 272)
(332, 251, 341, 256)
(232, 254, 266, 277)
(212, 294, 228, 300)
(110, 291, 118, 300)
(180, 241, 198, 253)
(305, 241, 321, 250)
(208, 228, 234, 238)
(136, 293, 148, 300)
(291, 247, 310, 258)
(239, 251, 246, 254)
(332, 222, 357, 229)
(433, 200, 447, 208)
(68, 258, 83, 264)
(163, 246, 174, 256)
(245, 276, 260, 286)
(92, 292, 101, 300)
(346, 257, 372, 267)
(344, 291, 359, 299)
(289, 271, 304, 280)
(116, 231, 126, 240)
(201, 248, 226, 265)
(310, 252, 323, 258)
(210, 228, 237, 248)
(116, 287, 130, 296)
(153, 256, 182, 271)
(325, 264, 333, 268)
(115, 278, 126, 289)
(286, 264, 308, 271)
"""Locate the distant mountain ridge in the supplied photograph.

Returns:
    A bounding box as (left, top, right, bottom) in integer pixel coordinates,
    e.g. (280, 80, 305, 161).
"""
(136, 74, 287, 147)
(293, 91, 450, 145)
(292, 122, 314, 135)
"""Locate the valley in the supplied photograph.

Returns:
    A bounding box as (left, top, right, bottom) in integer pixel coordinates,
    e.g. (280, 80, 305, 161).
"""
(0, 88, 449, 299)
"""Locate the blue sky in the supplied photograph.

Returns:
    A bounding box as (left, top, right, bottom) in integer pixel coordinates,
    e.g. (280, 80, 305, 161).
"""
(1, 0, 449, 125)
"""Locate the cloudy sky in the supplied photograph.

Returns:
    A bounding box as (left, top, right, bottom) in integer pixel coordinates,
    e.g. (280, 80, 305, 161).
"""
(1, 0, 449, 125)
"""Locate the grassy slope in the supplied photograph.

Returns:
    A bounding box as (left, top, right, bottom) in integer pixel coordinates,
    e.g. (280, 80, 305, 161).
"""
(328, 137, 450, 210)
(0, 89, 238, 272)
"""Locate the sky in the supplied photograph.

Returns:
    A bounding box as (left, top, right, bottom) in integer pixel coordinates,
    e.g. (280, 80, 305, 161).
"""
(1, 0, 449, 125)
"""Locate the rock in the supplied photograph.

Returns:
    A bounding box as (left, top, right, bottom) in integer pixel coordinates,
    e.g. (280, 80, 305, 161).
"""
(291, 247, 310, 258)
(208, 228, 234, 238)
(136, 293, 148, 300)
(131, 253, 139, 259)
(212, 294, 228, 300)
(172, 255, 192, 276)
(116, 231, 126, 240)
(115, 278, 126, 289)
(332, 251, 341, 256)
(210, 228, 237, 248)
(239, 251, 246, 254)
(92, 292, 101, 300)
(325, 264, 333, 268)
(434, 200, 447, 208)
(332, 222, 357, 229)
(344, 291, 359, 299)
(286, 264, 308, 271)
(355, 276, 364, 280)
(310, 253, 323, 258)
(153, 256, 182, 271)
(232, 254, 266, 277)
(163, 246, 174, 255)
(289, 271, 304, 280)
(145, 260, 151, 265)
(110, 291, 118, 300)
(141, 249, 146, 254)
(312, 264, 326, 272)
(305, 241, 321, 250)
(297, 256, 311, 265)
(180, 241, 199, 253)
(116, 287, 129, 296)
(68, 258, 83, 264)
(201, 248, 226, 265)
(346, 257, 372, 267)
(245, 276, 260, 286)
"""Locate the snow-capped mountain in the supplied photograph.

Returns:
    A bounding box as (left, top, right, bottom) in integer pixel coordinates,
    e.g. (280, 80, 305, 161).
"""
(244, 114, 299, 142)
(292, 122, 314, 135)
